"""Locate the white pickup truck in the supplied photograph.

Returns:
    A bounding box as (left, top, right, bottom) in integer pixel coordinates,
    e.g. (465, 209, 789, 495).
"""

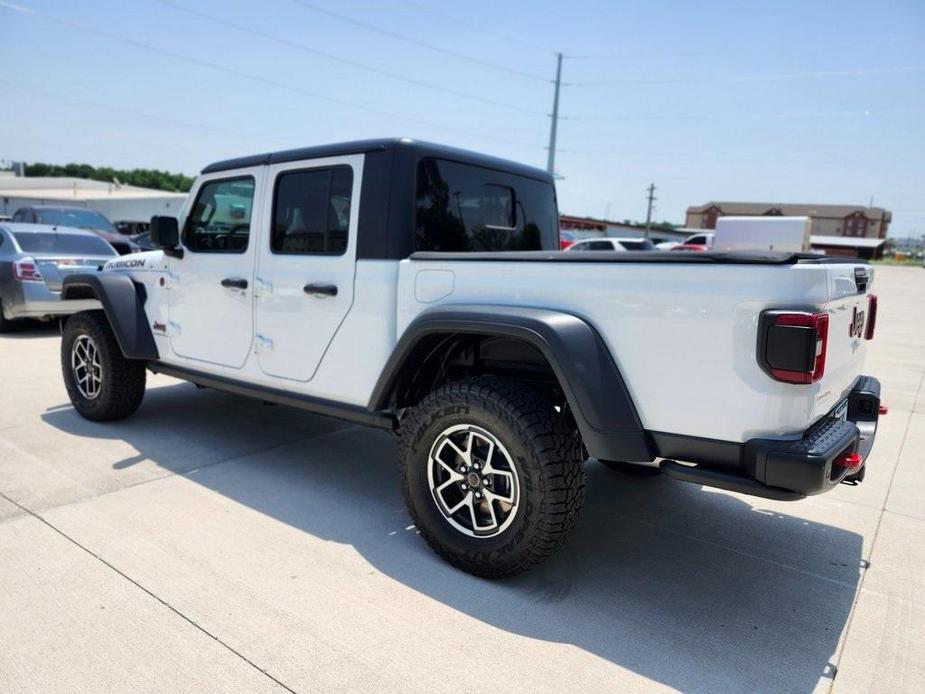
(58, 138, 882, 577)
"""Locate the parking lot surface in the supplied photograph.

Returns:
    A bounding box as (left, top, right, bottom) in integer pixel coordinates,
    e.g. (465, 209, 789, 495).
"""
(1, 265, 923, 693)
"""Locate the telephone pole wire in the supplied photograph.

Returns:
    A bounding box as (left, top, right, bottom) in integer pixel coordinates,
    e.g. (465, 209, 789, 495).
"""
(546, 52, 563, 175)
(644, 183, 657, 238)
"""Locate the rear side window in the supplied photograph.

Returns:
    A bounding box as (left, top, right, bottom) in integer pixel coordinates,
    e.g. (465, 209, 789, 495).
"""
(13, 232, 117, 256)
(272, 166, 353, 255)
(415, 158, 557, 252)
(184, 177, 255, 253)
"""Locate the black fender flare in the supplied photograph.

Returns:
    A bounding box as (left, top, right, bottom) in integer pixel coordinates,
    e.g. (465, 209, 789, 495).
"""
(370, 305, 655, 462)
(61, 273, 158, 360)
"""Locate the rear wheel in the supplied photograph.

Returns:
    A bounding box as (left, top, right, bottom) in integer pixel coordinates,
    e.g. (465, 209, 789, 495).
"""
(61, 311, 146, 421)
(398, 376, 585, 578)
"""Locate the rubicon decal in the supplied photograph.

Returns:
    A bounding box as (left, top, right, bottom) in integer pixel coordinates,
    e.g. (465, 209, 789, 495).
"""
(106, 258, 146, 270)
(152, 321, 167, 335)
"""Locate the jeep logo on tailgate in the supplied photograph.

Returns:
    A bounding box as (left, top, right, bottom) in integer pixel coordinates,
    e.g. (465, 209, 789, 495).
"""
(850, 307, 866, 338)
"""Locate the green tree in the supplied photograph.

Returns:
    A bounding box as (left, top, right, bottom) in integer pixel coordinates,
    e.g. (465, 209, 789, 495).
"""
(22, 162, 194, 192)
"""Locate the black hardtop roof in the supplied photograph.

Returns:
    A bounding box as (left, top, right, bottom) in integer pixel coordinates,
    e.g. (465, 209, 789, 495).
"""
(200, 137, 553, 183)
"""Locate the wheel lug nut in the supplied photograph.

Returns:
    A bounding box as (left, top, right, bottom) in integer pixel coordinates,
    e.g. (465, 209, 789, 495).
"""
(460, 483, 468, 491)
(460, 465, 468, 473)
(475, 491, 482, 499)
(473, 462, 480, 470)
(483, 478, 491, 485)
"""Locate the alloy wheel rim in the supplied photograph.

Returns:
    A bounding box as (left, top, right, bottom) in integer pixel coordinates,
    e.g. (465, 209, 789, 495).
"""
(427, 424, 520, 538)
(71, 334, 103, 400)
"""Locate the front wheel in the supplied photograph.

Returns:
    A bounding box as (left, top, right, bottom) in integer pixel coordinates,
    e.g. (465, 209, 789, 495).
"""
(398, 376, 585, 578)
(61, 311, 146, 421)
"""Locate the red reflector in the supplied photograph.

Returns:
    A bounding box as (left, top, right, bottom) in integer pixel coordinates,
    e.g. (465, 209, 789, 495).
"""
(834, 452, 863, 469)
(865, 295, 877, 340)
(879, 405, 888, 415)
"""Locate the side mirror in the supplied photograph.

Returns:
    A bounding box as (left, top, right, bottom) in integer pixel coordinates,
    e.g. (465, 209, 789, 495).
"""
(150, 216, 183, 258)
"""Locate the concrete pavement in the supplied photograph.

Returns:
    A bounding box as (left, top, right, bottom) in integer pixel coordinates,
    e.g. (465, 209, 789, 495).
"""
(1, 265, 923, 692)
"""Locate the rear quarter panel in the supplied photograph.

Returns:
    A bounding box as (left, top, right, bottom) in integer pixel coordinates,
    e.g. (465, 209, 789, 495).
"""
(396, 258, 868, 444)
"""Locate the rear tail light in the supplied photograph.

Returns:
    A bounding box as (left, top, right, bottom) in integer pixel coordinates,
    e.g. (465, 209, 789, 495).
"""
(865, 295, 877, 340)
(758, 310, 829, 384)
(13, 257, 43, 282)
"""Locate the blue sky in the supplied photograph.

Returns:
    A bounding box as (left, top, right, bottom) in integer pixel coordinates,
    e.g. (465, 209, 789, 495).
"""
(1, 0, 923, 237)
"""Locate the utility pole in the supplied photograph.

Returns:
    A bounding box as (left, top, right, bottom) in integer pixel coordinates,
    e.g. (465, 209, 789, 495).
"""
(546, 52, 563, 175)
(644, 183, 657, 238)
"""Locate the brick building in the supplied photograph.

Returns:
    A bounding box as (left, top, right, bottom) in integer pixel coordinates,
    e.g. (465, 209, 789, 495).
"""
(685, 202, 891, 239)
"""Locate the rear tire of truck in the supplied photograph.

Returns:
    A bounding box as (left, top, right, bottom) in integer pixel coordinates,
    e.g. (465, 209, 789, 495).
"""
(61, 311, 146, 421)
(397, 376, 585, 578)
(598, 460, 662, 476)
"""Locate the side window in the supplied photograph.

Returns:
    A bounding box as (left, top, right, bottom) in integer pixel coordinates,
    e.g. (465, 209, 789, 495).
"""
(415, 158, 557, 252)
(272, 165, 353, 255)
(184, 177, 255, 253)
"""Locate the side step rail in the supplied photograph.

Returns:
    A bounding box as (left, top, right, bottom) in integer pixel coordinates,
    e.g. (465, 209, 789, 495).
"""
(660, 459, 805, 502)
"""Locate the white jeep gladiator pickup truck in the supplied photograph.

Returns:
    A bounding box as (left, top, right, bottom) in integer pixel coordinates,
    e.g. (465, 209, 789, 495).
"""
(58, 138, 882, 577)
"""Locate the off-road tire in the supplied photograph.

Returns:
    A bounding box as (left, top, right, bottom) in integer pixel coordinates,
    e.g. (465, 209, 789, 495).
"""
(398, 376, 585, 578)
(598, 459, 662, 476)
(61, 311, 146, 421)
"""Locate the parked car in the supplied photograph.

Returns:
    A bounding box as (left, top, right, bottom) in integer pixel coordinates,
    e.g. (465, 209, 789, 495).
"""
(56, 138, 882, 578)
(567, 237, 656, 252)
(671, 232, 714, 252)
(559, 230, 577, 250)
(115, 220, 150, 236)
(566, 238, 627, 251)
(0, 223, 117, 331)
(12, 206, 141, 255)
(655, 241, 680, 251)
(130, 231, 154, 251)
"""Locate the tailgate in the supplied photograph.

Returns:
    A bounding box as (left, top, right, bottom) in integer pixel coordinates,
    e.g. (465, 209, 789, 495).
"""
(813, 263, 874, 421)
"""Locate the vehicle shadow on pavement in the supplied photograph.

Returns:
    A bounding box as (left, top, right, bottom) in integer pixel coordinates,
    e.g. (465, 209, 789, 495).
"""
(0, 321, 60, 338)
(42, 384, 862, 692)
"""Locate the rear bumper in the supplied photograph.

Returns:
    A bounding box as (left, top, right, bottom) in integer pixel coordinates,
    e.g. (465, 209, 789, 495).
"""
(6, 281, 101, 319)
(657, 375, 881, 501)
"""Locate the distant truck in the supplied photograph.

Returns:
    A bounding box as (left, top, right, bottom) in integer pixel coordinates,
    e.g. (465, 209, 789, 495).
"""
(713, 216, 812, 254)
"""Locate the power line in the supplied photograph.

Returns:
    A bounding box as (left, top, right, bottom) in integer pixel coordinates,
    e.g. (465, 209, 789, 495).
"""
(289, 0, 551, 83)
(0, 1, 545, 151)
(401, 0, 553, 54)
(563, 107, 925, 123)
(151, 0, 546, 117)
(0, 78, 287, 149)
(569, 64, 925, 87)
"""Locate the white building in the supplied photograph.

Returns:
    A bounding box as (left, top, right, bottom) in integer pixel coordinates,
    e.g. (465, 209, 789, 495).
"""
(0, 174, 187, 223)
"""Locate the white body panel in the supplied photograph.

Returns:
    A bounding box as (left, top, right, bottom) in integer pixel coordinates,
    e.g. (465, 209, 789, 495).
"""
(166, 166, 265, 369)
(100, 153, 872, 447)
(253, 154, 363, 382)
(713, 216, 811, 253)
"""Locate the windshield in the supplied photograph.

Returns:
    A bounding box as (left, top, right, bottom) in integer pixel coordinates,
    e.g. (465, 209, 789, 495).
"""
(13, 231, 117, 256)
(33, 208, 118, 233)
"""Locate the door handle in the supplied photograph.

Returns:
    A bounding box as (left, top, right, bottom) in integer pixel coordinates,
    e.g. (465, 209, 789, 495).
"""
(221, 277, 248, 290)
(303, 283, 338, 297)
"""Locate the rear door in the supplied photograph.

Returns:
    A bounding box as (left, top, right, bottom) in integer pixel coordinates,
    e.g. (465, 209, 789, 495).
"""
(253, 154, 362, 382)
(168, 168, 263, 369)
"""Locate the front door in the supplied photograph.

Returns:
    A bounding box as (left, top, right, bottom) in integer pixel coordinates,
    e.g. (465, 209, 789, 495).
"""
(254, 155, 361, 382)
(168, 169, 263, 369)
